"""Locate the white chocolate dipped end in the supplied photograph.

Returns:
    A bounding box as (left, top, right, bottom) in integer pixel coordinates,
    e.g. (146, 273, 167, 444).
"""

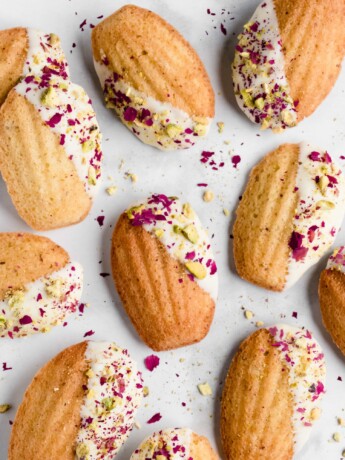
(326, 246, 345, 273)
(15, 76, 102, 198)
(130, 428, 193, 459)
(232, 0, 297, 131)
(75, 341, 144, 460)
(126, 194, 218, 301)
(24, 28, 70, 79)
(0, 261, 83, 338)
(94, 59, 211, 151)
(285, 143, 345, 289)
(267, 324, 326, 453)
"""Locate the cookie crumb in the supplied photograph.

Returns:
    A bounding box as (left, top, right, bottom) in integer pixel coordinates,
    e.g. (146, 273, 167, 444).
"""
(203, 190, 214, 202)
(256, 321, 264, 327)
(106, 186, 118, 196)
(0, 404, 11, 413)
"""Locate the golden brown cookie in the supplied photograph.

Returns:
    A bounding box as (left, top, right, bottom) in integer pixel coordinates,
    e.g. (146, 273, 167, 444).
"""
(319, 246, 345, 356)
(0, 232, 83, 339)
(111, 194, 218, 351)
(0, 27, 69, 106)
(9, 341, 143, 460)
(0, 74, 102, 230)
(233, 143, 345, 291)
(221, 325, 326, 459)
(92, 5, 214, 150)
(130, 428, 218, 460)
(232, 0, 345, 131)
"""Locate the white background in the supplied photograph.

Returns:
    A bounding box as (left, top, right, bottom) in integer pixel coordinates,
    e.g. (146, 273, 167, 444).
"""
(1, 0, 345, 459)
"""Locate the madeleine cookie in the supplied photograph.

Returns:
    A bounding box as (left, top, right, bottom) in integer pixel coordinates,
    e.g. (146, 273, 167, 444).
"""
(232, 0, 345, 131)
(9, 341, 143, 460)
(221, 325, 326, 459)
(0, 232, 82, 338)
(0, 74, 102, 230)
(319, 247, 345, 356)
(0, 27, 69, 106)
(92, 5, 214, 150)
(233, 143, 345, 291)
(131, 428, 218, 460)
(111, 194, 218, 351)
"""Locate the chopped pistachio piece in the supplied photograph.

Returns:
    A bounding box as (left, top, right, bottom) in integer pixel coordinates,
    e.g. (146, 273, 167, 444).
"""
(217, 122, 224, 133)
(182, 224, 199, 244)
(88, 166, 97, 186)
(126, 205, 144, 219)
(82, 140, 95, 153)
(317, 176, 330, 195)
(240, 89, 254, 108)
(197, 382, 212, 396)
(45, 279, 63, 298)
(106, 186, 118, 196)
(244, 310, 253, 320)
(6, 290, 25, 309)
(185, 261, 206, 279)
(316, 200, 335, 210)
(182, 203, 194, 219)
(255, 97, 265, 110)
(0, 404, 11, 413)
(166, 124, 182, 138)
(76, 443, 90, 459)
(49, 33, 60, 45)
(40, 87, 59, 107)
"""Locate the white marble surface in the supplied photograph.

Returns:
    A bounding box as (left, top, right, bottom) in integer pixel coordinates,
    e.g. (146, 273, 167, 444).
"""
(1, 1, 345, 459)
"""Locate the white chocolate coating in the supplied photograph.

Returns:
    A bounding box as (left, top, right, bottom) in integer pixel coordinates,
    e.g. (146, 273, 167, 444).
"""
(285, 143, 345, 288)
(130, 428, 193, 460)
(0, 261, 83, 338)
(94, 59, 211, 151)
(75, 341, 143, 460)
(268, 324, 326, 453)
(326, 246, 345, 273)
(126, 194, 218, 301)
(15, 76, 102, 198)
(232, 0, 297, 131)
(24, 28, 70, 79)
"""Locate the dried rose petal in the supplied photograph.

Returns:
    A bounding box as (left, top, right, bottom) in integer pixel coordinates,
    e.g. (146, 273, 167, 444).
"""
(147, 412, 162, 424)
(144, 355, 160, 372)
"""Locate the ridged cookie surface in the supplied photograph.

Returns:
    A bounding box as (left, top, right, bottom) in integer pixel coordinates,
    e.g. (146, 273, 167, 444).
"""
(9, 342, 88, 460)
(221, 329, 294, 460)
(92, 5, 214, 150)
(319, 247, 345, 356)
(130, 428, 218, 460)
(233, 144, 299, 290)
(9, 341, 143, 459)
(0, 28, 26, 106)
(0, 232, 68, 300)
(234, 143, 345, 291)
(0, 77, 101, 230)
(221, 325, 326, 459)
(111, 195, 217, 351)
(275, 0, 345, 122)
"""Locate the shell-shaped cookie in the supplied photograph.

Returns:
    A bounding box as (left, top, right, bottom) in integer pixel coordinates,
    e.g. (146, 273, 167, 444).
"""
(92, 5, 214, 151)
(232, 0, 345, 131)
(130, 428, 218, 460)
(319, 247, 345, 356)
(0, 232, 83, 338)
(111, 194, 218, 351)
(9, 341, 143, 460)
(0, 74, 102, 230)
(221, 325, 326, 460)
(0, 27, 69, 106)
(233, 142, 345, 291)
